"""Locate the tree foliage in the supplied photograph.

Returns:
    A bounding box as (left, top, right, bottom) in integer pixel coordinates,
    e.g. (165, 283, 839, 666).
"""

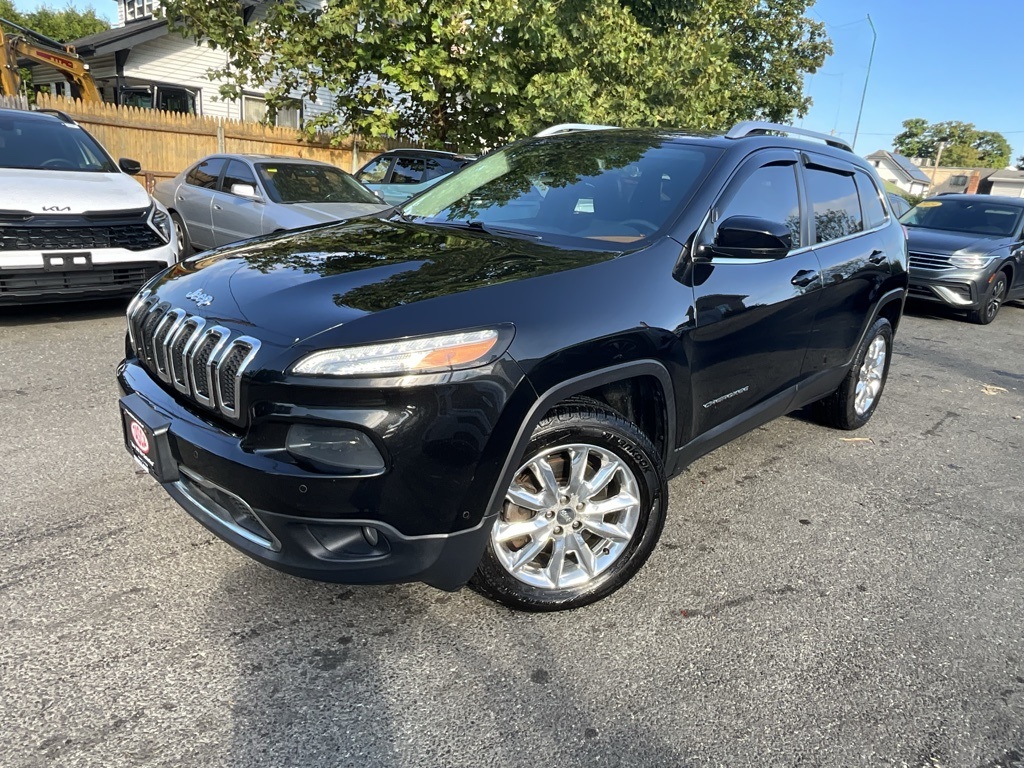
(893, 118, 1010, 169)
(159, 0, 831, 149)
(0, 1, 108, 42)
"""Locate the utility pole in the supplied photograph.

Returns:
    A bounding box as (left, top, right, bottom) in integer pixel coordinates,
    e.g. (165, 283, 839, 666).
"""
(930, 140, 948, 188)
(852, 14, 877, 152)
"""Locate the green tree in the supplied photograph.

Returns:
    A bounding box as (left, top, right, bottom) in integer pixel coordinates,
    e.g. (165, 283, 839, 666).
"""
(1, 2, 107, 43)
(24, 4, 107, 42)
(159, 0, 830, 148)
(893, 118, 1010, 169)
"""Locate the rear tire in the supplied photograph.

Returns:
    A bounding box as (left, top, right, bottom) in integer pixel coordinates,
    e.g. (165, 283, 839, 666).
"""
(813, 318, 893, 430)
(470, 403, 667, 611)
(967, 272, 1008, 325)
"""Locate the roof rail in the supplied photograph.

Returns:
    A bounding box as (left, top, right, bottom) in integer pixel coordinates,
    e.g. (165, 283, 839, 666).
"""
(32, 108, 77, 125)
(726, 121, 852, 152)
(535, 123, 619, 137)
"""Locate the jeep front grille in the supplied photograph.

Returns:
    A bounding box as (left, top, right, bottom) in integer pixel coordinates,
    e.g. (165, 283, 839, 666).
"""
(909, 251, 953, 271)
(129, 297, 260, 420)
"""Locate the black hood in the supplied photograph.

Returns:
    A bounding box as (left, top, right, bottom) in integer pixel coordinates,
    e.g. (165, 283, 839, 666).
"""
(146, 218, 621, 345)
(905, 227, 1012, 256)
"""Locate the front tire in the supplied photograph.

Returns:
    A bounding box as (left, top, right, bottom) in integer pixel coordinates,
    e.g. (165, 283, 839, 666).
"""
(470, 403, 667, 611)
(814, 317, 893, 430)
(967, 272, 1008, 325)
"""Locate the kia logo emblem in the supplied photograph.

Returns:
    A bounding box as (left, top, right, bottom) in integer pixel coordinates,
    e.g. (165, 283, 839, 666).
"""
(130, 421, 150, 455)
(42, 206, 71, 212)
(186, 289, 214, 307)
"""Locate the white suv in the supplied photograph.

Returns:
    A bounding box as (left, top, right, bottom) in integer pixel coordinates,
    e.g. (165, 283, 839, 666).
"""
(0, 108, 177, 304)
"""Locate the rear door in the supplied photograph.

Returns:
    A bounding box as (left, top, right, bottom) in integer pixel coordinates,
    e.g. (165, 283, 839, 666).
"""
(173, 157, 226, 250)
(212, 160, 266, 247)
(688, 150, 823, 434)
(801, 155, 891, 374)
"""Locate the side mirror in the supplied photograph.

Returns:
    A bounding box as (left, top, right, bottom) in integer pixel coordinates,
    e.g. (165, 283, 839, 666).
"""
(119, 157, 142, 175)
(706, 215, 792, 260)
(230, 183, 261, 201)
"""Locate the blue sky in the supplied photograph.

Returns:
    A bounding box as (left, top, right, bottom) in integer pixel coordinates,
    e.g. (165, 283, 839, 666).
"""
(800, 0, 1024, 163)
(10, 0, 1023, 164)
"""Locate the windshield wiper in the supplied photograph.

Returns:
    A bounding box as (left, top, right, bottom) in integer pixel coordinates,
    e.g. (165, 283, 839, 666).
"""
(420, 220, 543, 240)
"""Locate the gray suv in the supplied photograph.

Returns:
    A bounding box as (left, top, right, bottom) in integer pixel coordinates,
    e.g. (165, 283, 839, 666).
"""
(903, 194, 1024, 324)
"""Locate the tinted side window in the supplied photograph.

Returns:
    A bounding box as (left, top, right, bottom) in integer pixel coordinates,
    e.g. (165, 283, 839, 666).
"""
(186, 158, 226, 189)
(222, 160, 257, 194)
(806, 167, 863, 244)
(719, 163, 802, 249)
(357, 157, 390, 183)
(854, 172, 887, 230)
(421, 158, 446, 181)
(392, 157, 425, 184)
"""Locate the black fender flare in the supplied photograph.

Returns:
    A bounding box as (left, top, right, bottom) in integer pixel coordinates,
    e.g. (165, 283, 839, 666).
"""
(483, 360, 677, 520)
(844, 287, 907, 368)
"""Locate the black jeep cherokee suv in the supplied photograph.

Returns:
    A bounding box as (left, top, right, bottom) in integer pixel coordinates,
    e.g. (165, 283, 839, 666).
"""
(118, 122, 908, 611)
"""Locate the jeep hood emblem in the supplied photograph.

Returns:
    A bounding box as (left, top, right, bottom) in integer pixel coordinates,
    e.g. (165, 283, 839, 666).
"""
(185, 289, 214, 307)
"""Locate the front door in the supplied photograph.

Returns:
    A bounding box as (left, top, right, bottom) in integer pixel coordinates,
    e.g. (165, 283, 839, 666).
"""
(687, 150, 823, 435)
(213, 160, 265, 247)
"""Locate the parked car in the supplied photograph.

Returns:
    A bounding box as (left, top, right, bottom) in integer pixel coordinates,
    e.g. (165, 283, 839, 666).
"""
(901, 193, 1024, 324)
(153, 155, 390, 258)
(0, 108, 176, 304)
(355, 149, 476, 204)
(118, 122, 908, 611)
(887, 192, 911, 218)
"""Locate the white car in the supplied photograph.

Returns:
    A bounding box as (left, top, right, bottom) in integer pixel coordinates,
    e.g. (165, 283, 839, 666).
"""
(0, 108, 176, 305)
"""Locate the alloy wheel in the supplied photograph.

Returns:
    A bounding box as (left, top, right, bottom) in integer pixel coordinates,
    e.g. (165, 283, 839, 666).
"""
(854, 334, 888, 416)
(492, 443, 641, 590)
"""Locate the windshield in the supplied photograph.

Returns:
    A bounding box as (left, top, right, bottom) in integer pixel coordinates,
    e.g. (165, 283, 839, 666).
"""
(401, 132, 719, 246)
(0, 116, 117, 172)
(901, 198, 1024, 238)
(255, 163, 381, 205)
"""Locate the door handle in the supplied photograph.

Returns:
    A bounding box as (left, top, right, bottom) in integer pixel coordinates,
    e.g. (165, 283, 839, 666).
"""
(176, 195, 185, 201)
(791, 269, 819, 287)
(868, 250, 886, 265)
(213, 204, 222, 210)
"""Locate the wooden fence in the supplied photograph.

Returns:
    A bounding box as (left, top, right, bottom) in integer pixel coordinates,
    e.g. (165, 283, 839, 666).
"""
(0, 94, 383, 191)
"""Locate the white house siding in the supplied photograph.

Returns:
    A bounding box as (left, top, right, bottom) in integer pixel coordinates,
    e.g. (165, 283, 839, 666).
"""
(244, 0, 336, 121)
(120, 34, 240, 119)
(989, 181, 1024, 199)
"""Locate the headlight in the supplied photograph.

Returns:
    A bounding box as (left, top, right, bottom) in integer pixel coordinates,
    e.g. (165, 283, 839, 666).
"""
(291, 328, 507, 377)
(148, 205, 172, 243)
(948, 253, 995, 269)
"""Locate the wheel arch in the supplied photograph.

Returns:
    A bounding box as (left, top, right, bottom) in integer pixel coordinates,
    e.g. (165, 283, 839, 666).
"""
(483, 361, 677, 521)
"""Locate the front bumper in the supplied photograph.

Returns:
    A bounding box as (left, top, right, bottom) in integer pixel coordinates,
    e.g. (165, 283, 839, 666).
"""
(907, 269, 987, 309)
(118, 355, 531, 590)
(0, 261, 169, 304)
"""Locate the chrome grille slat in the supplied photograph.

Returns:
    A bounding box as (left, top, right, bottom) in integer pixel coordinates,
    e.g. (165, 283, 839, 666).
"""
(909, 251, 953, 271)
(129, 303, 260, 421)
(152, 309, 186, 381)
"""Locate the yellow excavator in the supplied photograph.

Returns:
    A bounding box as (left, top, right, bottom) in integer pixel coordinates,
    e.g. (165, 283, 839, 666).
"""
(0, 17, 101, 102)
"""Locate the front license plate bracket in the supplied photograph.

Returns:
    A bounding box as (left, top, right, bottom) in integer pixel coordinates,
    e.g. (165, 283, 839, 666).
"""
(119, 393, 179, 483)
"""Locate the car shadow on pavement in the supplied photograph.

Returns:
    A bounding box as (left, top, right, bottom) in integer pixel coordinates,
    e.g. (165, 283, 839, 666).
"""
(0, 298, 130, 326)
(210, 562, 693, 767)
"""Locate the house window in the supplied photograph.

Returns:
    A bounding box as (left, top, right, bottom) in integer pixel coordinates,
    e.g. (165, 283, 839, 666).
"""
(950, 175, 968, 188)
(124, 0, 157, 21)
(243, 95, 302, 128)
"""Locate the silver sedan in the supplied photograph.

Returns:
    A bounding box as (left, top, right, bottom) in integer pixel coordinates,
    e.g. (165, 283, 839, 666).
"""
(153, 154, 391, 258)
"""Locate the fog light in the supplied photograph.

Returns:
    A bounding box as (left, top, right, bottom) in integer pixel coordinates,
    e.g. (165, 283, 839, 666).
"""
(286, 424, 385, 472)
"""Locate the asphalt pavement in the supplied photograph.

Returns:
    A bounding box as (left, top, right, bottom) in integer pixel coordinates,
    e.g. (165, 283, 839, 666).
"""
(1, 298, 1022, 768)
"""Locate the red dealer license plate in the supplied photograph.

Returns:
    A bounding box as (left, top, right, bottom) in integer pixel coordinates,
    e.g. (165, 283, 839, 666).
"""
(119, 394, 178, 483)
